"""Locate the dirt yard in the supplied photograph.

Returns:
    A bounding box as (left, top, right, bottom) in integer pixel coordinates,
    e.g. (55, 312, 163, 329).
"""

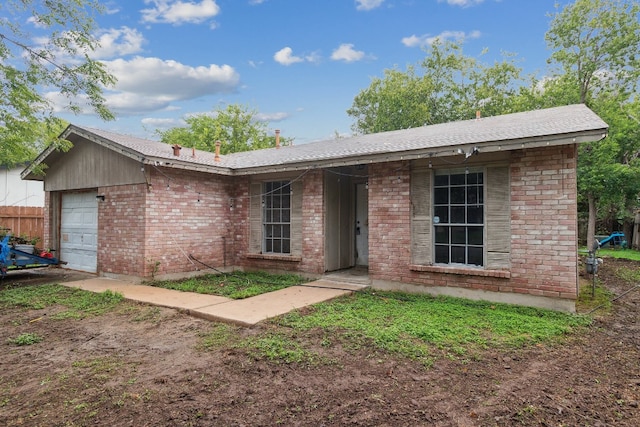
(1, 260, 638, 427)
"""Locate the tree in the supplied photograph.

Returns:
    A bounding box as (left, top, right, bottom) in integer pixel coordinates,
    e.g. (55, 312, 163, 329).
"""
(347, 41, 526, 134)
(545, 0, 640, 248)
(157, 104, 288, 155)
(347, 66, 433, 134)
(1, 0, 116, 166)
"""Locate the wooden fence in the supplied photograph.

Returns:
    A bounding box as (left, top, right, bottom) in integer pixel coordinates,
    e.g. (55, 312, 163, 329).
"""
(0, 206, 45, 244)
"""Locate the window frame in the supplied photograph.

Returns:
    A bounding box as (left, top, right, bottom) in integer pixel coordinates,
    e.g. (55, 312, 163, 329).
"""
(432, 167, 485, 267)
(262, 180, 292, 255)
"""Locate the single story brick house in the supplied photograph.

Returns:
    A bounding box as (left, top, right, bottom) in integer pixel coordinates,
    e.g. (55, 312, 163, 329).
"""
(23, 104, 608, 311)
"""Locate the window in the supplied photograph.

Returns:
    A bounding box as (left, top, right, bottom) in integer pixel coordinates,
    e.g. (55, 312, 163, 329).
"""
(433, 169, 484, 266)
(263, 181, 291, 254)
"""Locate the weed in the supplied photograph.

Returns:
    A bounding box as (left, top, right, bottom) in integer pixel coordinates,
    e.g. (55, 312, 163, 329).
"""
(7, 332, 42, 346)
(275, 289, 591, 366)
(147, 258, 161, 279)
(198, 324, 239, 350)
(615, 266, 640, 283)
(133, 306, 162, 323)
(0, 285, 123, 318)
(576, 278, 613, 313)
(239, 332, 326, 365)
(596, 248, 640, 261)
(149, 271, 307, 299)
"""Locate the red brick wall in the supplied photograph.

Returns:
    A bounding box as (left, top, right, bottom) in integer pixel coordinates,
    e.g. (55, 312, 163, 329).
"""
(509, 145, 578, 299)
(142, 168, 233, 276)
(367, 146, 579, 301)
(229, 176, 250, 268)
(300, 170, 325, 274)
(98, 184, 147, 276)
(234, 170, 326, 276)
(368, 161, 412, 279)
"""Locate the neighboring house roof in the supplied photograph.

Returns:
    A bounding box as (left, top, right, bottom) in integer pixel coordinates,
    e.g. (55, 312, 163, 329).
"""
(23, 104, 608, 180)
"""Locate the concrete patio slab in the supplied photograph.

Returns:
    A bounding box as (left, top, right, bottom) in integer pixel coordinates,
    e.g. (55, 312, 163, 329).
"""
(63, 277, 365, 326)
(65, 278, 231, 310)
(195, 280, 355, 326)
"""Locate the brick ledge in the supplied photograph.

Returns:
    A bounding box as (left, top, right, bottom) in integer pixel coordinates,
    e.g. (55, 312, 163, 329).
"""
(246, 253, 302, 262)
(410, 264, 511, 279)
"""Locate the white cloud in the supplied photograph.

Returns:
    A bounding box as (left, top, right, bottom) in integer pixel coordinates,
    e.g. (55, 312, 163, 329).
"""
(438, 0, 484, 6)
(402, 30, 481, 47)
(93, 27, 146, 59)
(104, 56, 239, 99)
(141, 117, 184, 129)
(356, 0, 384, 11)
(27, 16, 47, 28)
(46, 56, 240, 115)
(141, 0, 220, 25)
(273, 47, 304, 66)
(331, 43, 366, 62)
(255, 112, 289, 122)
(29, 26, 145, 63)
(305, 51, 322, 64)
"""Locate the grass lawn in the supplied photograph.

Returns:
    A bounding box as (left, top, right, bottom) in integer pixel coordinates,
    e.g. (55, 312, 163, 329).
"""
(595, 248, 640, 261)
(148, 271, 308, 299)
(4, 265, 612, 367)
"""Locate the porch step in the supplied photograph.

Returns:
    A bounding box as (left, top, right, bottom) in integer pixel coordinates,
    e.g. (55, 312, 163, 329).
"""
(321, 269, 371, 287)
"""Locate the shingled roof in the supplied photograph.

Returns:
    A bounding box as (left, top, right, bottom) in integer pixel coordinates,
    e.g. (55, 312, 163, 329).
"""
(23, 104, 607, 179)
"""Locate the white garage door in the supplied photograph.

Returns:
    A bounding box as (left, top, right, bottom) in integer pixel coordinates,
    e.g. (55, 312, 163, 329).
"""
(61, 192, 98, 273)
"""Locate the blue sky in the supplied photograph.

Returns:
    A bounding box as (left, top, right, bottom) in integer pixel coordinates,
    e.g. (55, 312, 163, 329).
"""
(41, 0, 574, 144)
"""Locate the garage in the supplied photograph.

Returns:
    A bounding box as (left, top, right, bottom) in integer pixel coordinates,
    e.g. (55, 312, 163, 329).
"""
(60, 192, 98, 273)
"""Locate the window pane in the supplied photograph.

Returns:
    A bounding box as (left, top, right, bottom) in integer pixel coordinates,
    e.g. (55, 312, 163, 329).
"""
(282, 239, 290, 254)
(468, 206, 483, 224)
(450, 187, 465, 204)
(450, 174, 465, 185)
(263, 180, 292, 254)
(468, 227, 483, 245)
(434, 175, 449, 186)
(431, 171, 484, 267)
(467, 186, 479, 204)
(468, 246, 483, 266)
(451, 206, 465, 223)
(434, 206, 448, 223)
(451, 246, 465, 263)
(435, 226, 449, 244)
(434, 188, 448, 204)
(451, 227, 466, 244)
(435, 245, 449, 263)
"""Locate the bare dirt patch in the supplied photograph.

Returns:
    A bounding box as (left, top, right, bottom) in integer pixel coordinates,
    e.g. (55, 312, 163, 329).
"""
(1, 261, 639, 426)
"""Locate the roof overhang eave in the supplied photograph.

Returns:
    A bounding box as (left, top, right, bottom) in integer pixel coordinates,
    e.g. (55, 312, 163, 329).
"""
(21, 125, 236, 180)
(232, 128, 608, 176)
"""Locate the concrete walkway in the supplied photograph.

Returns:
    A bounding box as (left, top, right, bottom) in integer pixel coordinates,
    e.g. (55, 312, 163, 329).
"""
(64, 277, 366, 326)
